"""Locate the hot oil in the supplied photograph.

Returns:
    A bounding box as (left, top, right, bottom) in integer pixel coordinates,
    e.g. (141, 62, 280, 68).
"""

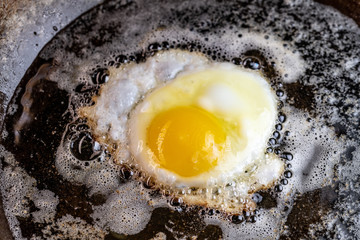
(0, 0, 359, 239)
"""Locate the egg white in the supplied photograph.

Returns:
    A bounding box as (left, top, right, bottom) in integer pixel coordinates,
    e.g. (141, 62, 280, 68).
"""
(80, 49, 284, 213)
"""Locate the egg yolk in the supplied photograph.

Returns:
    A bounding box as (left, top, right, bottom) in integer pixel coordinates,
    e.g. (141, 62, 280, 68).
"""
(147, 106, 227, 177)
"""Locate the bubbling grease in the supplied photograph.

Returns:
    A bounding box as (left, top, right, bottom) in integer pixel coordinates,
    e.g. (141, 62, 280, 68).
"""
(0, 0, 359, 239)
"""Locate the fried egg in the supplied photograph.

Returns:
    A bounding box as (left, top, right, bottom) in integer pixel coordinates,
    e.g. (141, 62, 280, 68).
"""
(80, 49, 284, 213)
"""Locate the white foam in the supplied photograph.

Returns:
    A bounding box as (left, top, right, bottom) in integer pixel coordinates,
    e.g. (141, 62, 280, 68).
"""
(42, 214, 105, 239)
(31, 190, 59, 224)
(55, 128, 121, 196)
(204, 208, 281, 239)
(143, 29, 305, 84)
(0, 153, 36, 239)
(149, 232, 167, 240)
(281, 106, 344, 194)
(91, 181, 153, 235)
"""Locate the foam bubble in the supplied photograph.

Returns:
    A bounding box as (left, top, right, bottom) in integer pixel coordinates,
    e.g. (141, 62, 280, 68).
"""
(280, 107, 344, 194)
(31, 190, 59, 223)
(0, 149, 46, 239)
(91, 181, 154, 235)
(55, 122, 122, 196)
(149, 232, 167, 240)
(204, 208, 281, 239)
(41, 214, 105, 239)
(144, 29, 305, 84)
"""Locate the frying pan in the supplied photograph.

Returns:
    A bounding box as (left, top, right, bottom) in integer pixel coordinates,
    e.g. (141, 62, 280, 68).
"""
(0, 0, 359, 239)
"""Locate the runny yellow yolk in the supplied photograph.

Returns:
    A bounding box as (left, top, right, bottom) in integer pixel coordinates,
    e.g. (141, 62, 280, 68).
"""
(146, 106, 227, 177)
